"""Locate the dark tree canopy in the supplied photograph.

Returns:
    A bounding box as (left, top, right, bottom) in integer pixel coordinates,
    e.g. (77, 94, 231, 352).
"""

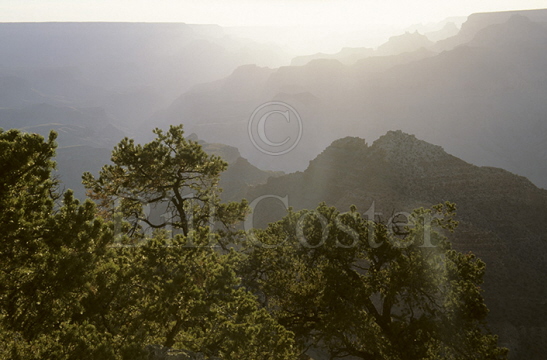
(0, 129, 115, 357)
(0, 127, 507, 360)
(0, 128, 296, 360)
(239, 203, 508, 359)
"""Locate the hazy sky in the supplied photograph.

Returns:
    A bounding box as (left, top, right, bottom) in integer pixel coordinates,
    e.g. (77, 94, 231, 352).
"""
(1, 0, 546, 28)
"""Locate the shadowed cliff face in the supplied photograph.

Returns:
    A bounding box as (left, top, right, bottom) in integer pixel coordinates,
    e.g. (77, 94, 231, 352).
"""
(243, 130, 547, 359)
(155, 10, 547, 190)
(196, 138, 284, 201)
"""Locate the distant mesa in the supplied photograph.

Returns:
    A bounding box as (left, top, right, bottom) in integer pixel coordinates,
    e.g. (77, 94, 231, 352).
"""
(289, 30, 434, 67)
(158, 9, 547, 190)
(435, 8, 547, 51)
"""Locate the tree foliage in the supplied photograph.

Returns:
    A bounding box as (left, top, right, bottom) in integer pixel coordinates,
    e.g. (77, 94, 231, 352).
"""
(0, 128, 296, 360)
(239, 203, 508, 359)
(0, 129, 116, 358)
(82, 125, 247, 245)
(0, 126, 507, 360)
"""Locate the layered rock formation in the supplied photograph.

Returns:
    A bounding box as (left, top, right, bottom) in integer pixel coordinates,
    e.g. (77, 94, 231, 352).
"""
(244, 131, 547, 359)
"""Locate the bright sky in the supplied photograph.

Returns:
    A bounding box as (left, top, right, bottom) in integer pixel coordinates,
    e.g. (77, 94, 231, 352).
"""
(1, 0, 546, 27)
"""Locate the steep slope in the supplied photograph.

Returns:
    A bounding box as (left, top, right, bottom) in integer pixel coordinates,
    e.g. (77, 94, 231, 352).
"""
(196, 138, 284, 201)
(244, 131, 547, 359)
(376, 31, 434, 56)
(154, 10, 547, 189)
(155, 46, 438, 172)
(435, 8, 547, 51)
